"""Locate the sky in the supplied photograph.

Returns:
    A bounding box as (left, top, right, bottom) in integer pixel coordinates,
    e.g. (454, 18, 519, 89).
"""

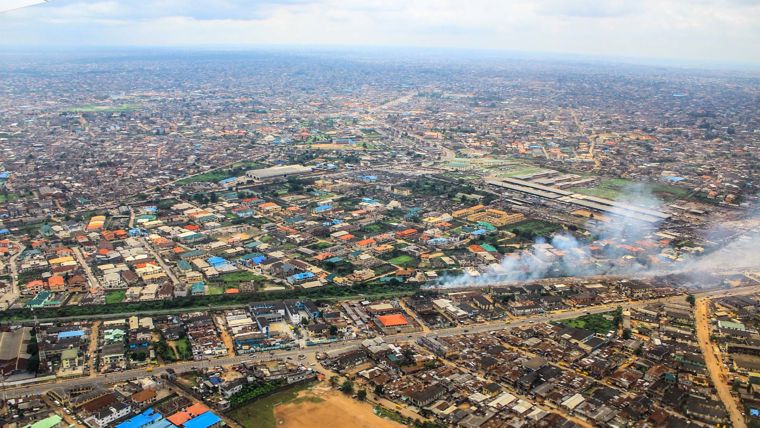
(1, 0, 759, 66)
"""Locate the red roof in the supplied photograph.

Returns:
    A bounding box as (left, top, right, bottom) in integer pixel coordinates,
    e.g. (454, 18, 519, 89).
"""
(396, 228, 417, 237)
(377, 314, 408, 327)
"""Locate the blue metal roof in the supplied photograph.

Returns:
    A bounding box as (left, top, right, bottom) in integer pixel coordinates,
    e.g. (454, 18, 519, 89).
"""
(207, 256, 228, 266)
(116, 409, 162, 428)
(57, 330, 85, 339)
(183, 412, 222, 428)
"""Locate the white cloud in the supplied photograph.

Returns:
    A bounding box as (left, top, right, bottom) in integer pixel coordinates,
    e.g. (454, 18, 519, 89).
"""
(1, 0, 758, 65)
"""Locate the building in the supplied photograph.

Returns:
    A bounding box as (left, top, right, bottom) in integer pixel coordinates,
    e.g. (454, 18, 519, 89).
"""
(23, 415, 63, 428)
(245, 165, 312, 181)
(0, 327, 32, 375)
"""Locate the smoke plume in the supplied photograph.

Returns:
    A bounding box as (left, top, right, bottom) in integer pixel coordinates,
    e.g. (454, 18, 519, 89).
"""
(434, 184, 679, 288)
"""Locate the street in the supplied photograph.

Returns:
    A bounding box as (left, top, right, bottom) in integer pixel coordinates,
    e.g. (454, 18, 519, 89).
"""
(0, 283, 757, 403)
(694, 297, 746, 428)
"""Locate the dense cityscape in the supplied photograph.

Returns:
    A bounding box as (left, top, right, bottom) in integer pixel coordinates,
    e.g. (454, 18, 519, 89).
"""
(0, 45, 759, 428)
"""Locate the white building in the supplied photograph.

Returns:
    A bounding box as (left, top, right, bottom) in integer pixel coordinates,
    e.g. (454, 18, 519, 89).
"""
(245, 165, 312, 181)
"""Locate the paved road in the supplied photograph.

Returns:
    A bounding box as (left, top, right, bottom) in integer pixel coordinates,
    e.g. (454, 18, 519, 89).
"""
(2, 284, 757, 399)
(0, 296, 673, 398)
(143, 238, 180, 286)
(72, 247, 101, 294)
(695, 297, 746, 428)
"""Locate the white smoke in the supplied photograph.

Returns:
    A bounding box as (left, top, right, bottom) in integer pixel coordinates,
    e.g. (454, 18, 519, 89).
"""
(678, 200, 760, 276)
(434, 183, 674, 289)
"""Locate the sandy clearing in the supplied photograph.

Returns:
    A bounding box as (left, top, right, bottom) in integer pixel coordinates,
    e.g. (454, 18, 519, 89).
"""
(274, 388, 403, 428)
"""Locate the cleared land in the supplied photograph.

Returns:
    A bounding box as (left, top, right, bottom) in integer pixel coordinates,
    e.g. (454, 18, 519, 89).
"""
(498, 165, 546, 177)
(0, 194, 20, 203)
(65, 103, 140, 113)
(388, 254, 416, 267)
(105, 290, 126, 304)
(273, 386, 403, 428)
(176, 161, 263, 184)
(508, 219, 563, 239)
(228, 382, 313, 428)
(571, 178, 691, 202)
(560, 312, 615, 334)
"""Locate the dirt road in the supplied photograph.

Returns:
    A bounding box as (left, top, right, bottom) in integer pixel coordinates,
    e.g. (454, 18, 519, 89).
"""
(694, 298, 746, 428)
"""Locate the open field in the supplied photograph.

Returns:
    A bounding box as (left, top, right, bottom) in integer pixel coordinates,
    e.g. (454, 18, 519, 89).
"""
(388, 254, 416, 267)
(497, 165, 547, 177)
(64, 103, 140, 113)
(105, 290, 126, 304)
(0, 194, 20, 203)
(273, 385, 404, 428)
(176, 161, 263, 184)
(560, 311, 616, 334)
(206, 285, 224, 295)
(173, 337, 192, 360)
(571, 178, 692, 202)
(228, 381, 314, 428)
(508, 219, 563, 239)
(213, 271, 264, 285)
(310, 143, 368, 150)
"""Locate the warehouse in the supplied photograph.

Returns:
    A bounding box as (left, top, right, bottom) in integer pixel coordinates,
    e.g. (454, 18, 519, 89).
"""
(245, 164, 312, 181)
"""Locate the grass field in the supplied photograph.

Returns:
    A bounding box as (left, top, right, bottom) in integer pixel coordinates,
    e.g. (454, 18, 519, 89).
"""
(176, 161, 263, 185)
(228, 382, 314, 428)
(65, 103, 140, 113)
(206, 285, 224, 295)
(313, 241, 333, 250)
(105, 290, 126, 304)
(176, 170, 234, 185)
(0, 193, 20, 203)
(310, 144, 367, 151)
(388, 255, 415, 267)
(571, 178, 692, 202)
(498, 165, 547, 178)
(560, 312, 615, 334)
(174, 337, 192, 360)
(214, 271, 264, 284)
(508, 219, 563, 238)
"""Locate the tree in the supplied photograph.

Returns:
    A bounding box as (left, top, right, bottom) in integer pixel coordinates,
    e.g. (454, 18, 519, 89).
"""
(612, 306, 623, 328)
(329, 325, 338, 336)
(402, 348, 415, 365)
(623, 328, 632, 340)
(340, 380, 354, 395)
(373, 384, 384, 396)
(357, 389, 367, 401)
(686, 294, 696, 307)
(329, 376, 339, 387)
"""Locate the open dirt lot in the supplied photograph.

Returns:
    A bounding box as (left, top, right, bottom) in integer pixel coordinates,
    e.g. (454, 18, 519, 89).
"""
(274, 385, 403, 428)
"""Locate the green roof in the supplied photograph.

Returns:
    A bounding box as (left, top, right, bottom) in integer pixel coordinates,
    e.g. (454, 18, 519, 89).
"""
(481, 244, 498, 252)
(718, 320, 746, 331)
(25, 414, 62, 428)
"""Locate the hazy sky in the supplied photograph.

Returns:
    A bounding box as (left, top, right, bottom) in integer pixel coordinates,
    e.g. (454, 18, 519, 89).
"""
(2, 0, 759, 65)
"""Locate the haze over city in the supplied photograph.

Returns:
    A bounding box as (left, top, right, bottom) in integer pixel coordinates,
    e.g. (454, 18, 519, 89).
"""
(2, 0, 760, 66)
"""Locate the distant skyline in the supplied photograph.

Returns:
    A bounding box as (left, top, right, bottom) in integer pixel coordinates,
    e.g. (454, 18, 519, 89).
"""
(1, 0, 759, 67)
